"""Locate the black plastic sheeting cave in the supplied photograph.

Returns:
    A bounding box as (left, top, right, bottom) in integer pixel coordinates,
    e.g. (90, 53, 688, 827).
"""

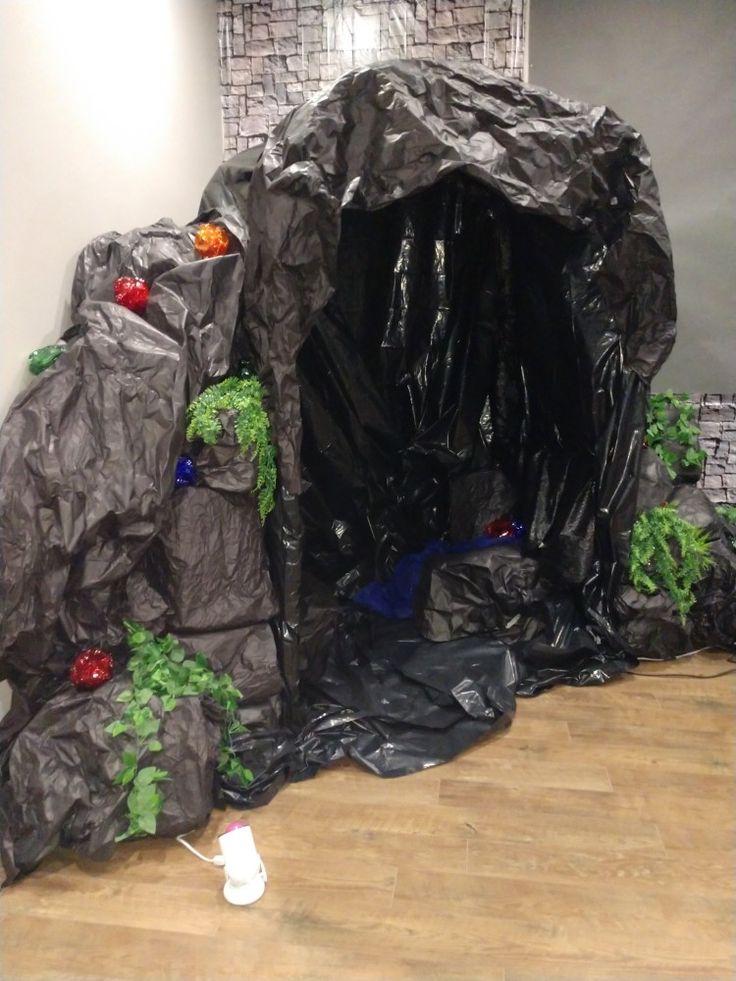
(1, 61, 734, 882)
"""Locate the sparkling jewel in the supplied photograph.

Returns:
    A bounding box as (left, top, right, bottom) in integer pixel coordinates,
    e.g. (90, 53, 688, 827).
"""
(70, 648, 114, 690)
(113, 276, 149, 315)
(194, 223, 230, 259)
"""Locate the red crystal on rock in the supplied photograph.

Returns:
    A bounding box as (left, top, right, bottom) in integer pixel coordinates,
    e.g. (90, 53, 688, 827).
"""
(70, 648, 114, 690)
(483, 517, 516, 540)
(113, 276, 149, 315)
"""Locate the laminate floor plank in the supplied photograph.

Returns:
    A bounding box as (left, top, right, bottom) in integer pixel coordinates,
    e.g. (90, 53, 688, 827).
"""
(2, 651, 733, 981)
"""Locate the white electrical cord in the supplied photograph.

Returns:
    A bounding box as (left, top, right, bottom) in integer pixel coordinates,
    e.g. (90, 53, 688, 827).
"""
(176, 834, 225, 866)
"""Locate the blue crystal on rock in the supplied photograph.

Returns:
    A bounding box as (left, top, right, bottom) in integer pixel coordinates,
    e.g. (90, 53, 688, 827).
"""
(175, 454, 198, 488)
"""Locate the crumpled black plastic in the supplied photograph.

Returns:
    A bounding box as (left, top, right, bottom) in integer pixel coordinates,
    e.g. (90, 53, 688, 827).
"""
(2, 59, 733, 876)
(514, 642, 633, 696)
(195, 414, 258, 494)
(258, 62, 725, 668)
(244, 62, 675, 656)
(0, 216, 245, 709)
(615, 448, 736, 657)
(157, 486, 277, 631)
(174, 623, 281, 705)
(218, 609, 517, 805)
(416, 545, 550, 643)
(0, 677, 220, 885)
(217, 603, 628, 809)
(231, 61, 678, 694)
(213, 59, 718, 806)
(449, 469, 517, 543)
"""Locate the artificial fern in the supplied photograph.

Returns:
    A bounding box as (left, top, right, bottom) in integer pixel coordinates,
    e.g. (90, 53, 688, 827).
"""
(629, 504, 713, 623)
(645, 391, 706, 480)
(186, 375, 277, 520)
(717, 505, 736, 550)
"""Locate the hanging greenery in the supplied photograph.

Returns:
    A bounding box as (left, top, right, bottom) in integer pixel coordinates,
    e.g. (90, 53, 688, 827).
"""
(716, 504, 736, 526)
(186, 375, 277, 521)
(629, 504, 713, 623)
(717, 505, 736, 550)
(105, 621, 253, 842)
(645, 391, 706, 480)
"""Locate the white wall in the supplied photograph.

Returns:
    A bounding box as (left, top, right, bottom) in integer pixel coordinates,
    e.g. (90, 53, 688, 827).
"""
(0, 0, 223, 719)
(528, 0, 736, 394)
(0, 0, 223, 421)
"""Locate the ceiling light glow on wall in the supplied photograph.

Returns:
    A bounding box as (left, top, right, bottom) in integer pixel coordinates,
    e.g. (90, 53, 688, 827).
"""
(327, 3, 383, 68)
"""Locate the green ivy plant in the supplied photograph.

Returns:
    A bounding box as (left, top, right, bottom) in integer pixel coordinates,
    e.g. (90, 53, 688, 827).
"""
(629, 504, 713, 623)
(105, 621, 254, 842)
(186, 374, 277, 521)
(645, 391, 707, 480)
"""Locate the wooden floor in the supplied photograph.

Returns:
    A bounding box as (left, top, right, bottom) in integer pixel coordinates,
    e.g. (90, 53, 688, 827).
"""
(2, 651, 734, 981)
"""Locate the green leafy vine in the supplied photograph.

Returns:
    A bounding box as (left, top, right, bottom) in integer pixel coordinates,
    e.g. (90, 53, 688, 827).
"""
(645, 391, 706, 480)
(186, 375, 277, 521)
(106, 621, 254, 842)
(629, 504, 713, 623)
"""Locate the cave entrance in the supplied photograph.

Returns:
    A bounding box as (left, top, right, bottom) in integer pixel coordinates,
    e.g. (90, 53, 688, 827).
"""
(297, 173, 595, 620)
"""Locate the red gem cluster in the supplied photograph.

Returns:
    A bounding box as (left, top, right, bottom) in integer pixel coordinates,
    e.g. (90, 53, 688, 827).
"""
(113, 276, 149, 315)
(112, 226, 230, 315)
(483, 517, 517, 539)
(70, 648, 114, 690)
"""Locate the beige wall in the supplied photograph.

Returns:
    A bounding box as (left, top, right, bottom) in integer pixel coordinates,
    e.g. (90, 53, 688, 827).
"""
(0, 0, 223, 718)
(0, 0, 223, 421)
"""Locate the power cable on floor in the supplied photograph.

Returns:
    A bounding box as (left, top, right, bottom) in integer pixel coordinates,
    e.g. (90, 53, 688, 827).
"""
(626, 656, 736, 680)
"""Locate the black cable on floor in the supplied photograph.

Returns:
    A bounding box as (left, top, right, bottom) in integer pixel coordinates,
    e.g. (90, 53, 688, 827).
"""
(626, 659, 736, 681)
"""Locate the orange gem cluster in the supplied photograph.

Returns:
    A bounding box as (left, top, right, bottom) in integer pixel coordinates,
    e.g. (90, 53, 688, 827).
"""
(194, 223, 231, 259)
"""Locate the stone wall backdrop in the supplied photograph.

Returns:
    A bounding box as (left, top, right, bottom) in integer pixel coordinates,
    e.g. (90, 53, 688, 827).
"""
(696, 395, 736, 505)
(217, 0, 526, 157)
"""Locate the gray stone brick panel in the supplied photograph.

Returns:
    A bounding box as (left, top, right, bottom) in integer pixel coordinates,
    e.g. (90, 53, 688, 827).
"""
(695, 395, 736, 505)
(218, 0, 527, 152)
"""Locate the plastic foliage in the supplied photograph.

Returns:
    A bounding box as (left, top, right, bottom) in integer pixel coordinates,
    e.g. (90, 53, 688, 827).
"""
(185, 375, 277, 520)
(717, 505, 736, 550)
(629, 504, 713, 623)
(28, 344, 65, 376)
(645, 391, 707, 480)
(105, 621, 253, 842)
(717, 505, 736, 525)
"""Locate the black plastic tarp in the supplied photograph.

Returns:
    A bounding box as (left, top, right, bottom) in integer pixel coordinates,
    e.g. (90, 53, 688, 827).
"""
(0, 220, 242, 701)
(0, 676, 220, 883)
(237, 60, 677, 690)
(206, 60, 686, 804)
(1, 60, 733, 882)
(615, 448, 736, 658)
